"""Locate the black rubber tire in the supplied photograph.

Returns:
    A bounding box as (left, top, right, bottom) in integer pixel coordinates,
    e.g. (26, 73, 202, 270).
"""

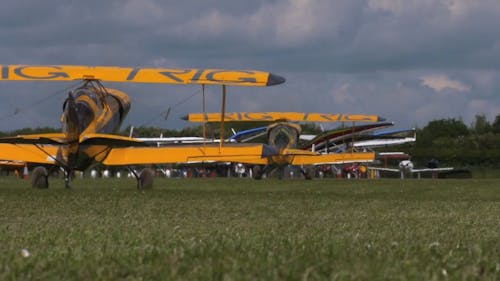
(137, 168, 154, 189)
(302, 166, 314, 180)
(253, 165, 263, 180)
(31, 166, 49, 189)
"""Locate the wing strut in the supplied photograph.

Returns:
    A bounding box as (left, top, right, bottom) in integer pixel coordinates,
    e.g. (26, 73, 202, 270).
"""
(202, 84, 207, 146)
(219, 85, 227, 152)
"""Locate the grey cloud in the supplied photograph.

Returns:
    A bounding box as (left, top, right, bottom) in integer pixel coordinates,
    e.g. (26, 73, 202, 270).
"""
(1, 0, 500, 131)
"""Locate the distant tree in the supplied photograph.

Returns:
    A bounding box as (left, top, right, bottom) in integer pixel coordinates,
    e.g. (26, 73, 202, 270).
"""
(300, 123, 323, 135)
(418, 118, 469, 146)
(5, 127, 60, 136)
(492, 114, 500, 134)
(471, 114, 492, 134)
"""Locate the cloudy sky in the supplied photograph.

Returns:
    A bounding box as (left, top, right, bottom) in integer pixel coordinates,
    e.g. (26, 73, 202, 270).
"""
(1, 0, 500, 131)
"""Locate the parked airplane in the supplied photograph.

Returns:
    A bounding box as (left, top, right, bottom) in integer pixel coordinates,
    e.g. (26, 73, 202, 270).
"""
(369, 160, 454, 179)
(0, 65, 286, 188)
(185, 112, 386, 178)
(185, 111, 385, 148)
(313, 128, 416, 154)
(351, 129, 416, 149)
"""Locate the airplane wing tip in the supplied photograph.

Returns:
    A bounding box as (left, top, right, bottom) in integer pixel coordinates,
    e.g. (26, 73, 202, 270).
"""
(267, 73, 286, 86)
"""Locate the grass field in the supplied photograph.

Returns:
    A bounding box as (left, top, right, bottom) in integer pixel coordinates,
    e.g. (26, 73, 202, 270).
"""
(0, 177, 499, 280)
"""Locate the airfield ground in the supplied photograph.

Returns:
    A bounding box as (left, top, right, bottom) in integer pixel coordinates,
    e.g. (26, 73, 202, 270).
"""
(0, 177, 499, 280)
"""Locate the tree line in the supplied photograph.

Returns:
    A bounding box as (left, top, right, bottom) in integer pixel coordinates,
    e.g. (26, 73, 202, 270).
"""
(406, 114, 500, 167)
(1, 114, 499, 167)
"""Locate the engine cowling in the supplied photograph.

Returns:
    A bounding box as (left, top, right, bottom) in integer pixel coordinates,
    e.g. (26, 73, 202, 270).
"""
(267, 123, 301, 150)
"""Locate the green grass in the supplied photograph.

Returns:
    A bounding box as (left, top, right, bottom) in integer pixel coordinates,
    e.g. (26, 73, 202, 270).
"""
(1, 177, 499, 280)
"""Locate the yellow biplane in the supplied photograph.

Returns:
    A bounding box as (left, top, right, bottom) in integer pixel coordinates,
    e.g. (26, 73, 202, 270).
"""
(185, 111, 385, 179)
(0, 65, 285, 188)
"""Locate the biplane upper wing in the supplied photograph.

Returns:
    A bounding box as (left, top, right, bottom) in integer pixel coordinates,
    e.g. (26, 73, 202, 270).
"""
(341, 128, 416, 149)
(185, 112, 384, 122)
(300, 122, 395, 151)
(352, 137, 416, 148)
(0, 65, 285, 86)
(373, 128, 416, 137)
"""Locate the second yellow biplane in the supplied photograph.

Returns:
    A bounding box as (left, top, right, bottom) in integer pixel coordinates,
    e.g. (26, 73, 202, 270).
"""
(0, 64, 286, 188)
(185, 111, 384, 179)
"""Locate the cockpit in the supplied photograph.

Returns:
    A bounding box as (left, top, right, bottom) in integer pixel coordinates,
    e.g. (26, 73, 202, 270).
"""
(62, 86, 105, 134)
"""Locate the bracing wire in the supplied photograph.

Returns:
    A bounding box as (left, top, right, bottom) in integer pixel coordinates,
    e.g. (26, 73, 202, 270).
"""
(0, 81, 83, 123)
(138, 89, 202, 127)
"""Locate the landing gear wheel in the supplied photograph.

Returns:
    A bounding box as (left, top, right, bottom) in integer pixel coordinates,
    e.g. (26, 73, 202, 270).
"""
(137, 168, 154, 189)
(253, 165, 263, 180)
(301, 166, 314, 180)
(31, 166, 49, 189)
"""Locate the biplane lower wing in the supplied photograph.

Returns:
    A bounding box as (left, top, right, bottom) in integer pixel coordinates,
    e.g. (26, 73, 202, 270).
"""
(0, 133, 66, 145)
(287, 151, 376, 165)
(79, 133, 148, 147)
(0, 160, 26, 167)
(368, 167, 454, 174)
(0, 144, 58, 164)
(411, 168, 454, 173)
(264, 149, 375, 165)
(0, 133, 145, 146)
(0, 134, 374, 168)
(102, 143, 276, 166)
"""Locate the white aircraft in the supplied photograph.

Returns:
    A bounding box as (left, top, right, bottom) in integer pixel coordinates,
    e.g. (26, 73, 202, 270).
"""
(369, 160, 454, 179)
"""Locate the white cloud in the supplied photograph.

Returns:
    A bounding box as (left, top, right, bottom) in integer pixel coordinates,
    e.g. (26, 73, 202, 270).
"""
(331, 83, 357, 104)
(273, 0, 331, 46)
(420, 74, 471, 92)
(170, 0, 345, 47)
(177, 10, 233, 38)
(3, 0, 500, 131)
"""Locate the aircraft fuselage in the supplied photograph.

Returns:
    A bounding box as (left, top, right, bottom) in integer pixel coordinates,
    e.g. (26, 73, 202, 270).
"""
(59, 82, 131, 170)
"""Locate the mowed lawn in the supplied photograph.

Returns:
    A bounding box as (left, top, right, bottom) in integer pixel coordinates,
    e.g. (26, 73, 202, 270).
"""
(0, 177, 499, 280)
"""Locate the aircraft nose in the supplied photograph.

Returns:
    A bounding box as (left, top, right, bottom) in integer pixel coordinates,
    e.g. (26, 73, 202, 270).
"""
(267, 73, 286, 86)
